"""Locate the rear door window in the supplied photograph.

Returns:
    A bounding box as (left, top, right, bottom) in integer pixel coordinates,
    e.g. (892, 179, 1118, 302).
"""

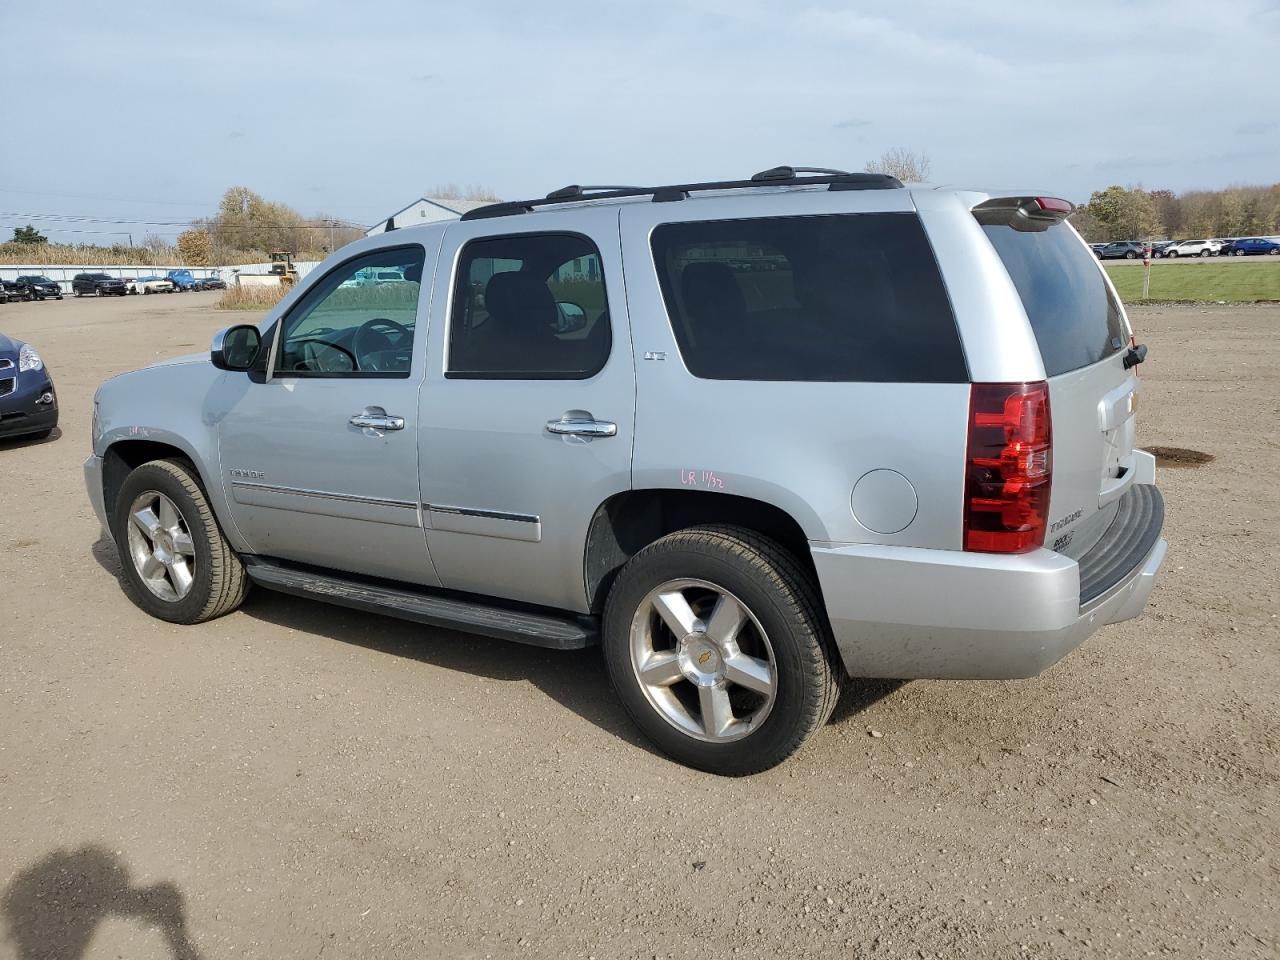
(979, 219, 1126, 377)
(649, 213, 966, 382)
(447, 232, 611, 379)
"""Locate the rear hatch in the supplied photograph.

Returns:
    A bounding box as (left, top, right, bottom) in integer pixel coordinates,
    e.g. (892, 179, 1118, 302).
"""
(975, 200, 1139, 560)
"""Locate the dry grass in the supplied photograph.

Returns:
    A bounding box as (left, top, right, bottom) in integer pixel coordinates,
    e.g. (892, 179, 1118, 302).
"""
(0, 242, 186, 266)
(217, 284, 288, 310)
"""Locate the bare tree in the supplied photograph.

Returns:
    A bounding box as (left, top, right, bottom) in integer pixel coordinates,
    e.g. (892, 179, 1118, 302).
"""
(427, 183, 502, 202)
(864, 148, 932, 183)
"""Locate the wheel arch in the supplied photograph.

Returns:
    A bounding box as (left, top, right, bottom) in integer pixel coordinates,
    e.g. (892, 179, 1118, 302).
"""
(102, 437, 211, 536)
(583, 488, 821, 615)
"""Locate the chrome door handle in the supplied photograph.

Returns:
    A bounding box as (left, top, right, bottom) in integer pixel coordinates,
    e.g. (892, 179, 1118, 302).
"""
(546, 416, 617, 438)
(350, 409, 405, 431)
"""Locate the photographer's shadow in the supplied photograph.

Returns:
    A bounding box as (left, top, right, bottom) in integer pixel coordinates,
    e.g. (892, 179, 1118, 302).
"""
(2, 845, 202, 960)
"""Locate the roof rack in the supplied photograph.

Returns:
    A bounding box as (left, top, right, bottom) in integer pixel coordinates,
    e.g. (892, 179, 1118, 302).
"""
(460, 166, 904, 220)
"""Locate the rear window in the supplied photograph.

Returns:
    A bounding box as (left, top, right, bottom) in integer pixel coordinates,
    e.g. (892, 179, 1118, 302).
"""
(980, 220, 1126, 377)
(650, 213, 966, 382)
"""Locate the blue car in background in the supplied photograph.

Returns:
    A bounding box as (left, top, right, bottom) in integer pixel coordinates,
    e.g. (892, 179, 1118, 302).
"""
(0, 331, 58, 442)
(165, 269, 199, 291)
(1229, 237, 1280, 256)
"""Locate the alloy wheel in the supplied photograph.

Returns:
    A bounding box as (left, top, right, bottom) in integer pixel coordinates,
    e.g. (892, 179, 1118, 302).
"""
(126, 490, 197, 601)
(629, 578, 777, 742)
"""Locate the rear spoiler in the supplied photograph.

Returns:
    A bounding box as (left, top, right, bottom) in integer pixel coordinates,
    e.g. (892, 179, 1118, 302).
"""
(971, 196, 1074, 233)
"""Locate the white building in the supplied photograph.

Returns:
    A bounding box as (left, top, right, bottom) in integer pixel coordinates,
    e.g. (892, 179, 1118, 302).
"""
(365, 196, 494, 236)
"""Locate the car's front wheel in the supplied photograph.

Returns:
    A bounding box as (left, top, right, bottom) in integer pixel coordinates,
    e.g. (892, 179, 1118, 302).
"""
(603, 525, 840, 775)
(112, 458, 249, 624)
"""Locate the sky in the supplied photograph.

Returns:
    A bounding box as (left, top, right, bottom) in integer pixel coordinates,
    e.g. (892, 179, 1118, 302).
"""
(3, 0, 1278, 244)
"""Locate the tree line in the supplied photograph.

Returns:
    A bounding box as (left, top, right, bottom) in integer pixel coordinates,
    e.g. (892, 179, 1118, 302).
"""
(1070, 184, 1280, 243)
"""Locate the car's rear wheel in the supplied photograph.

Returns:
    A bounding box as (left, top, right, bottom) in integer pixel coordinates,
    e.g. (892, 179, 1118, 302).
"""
(113, 458, 248, 624)
(602, 525, 840, 775)
(1125, 251, 1136, 259)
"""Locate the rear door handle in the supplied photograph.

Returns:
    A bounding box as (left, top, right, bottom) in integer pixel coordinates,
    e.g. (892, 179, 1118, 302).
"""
(546, 415, 617, 438)
(350, 406, 405, 431)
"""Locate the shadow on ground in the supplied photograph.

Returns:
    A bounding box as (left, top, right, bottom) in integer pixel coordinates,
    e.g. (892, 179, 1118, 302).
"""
(1, 845, 203, 960)
(0, 426, 62, 453)
(90, 536, 907, 757)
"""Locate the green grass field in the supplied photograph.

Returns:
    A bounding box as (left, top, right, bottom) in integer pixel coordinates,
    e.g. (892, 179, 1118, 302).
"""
(1105, 260, 1280, 303)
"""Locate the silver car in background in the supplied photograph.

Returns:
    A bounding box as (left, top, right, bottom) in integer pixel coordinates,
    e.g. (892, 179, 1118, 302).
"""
(85, 167, 1166, 774)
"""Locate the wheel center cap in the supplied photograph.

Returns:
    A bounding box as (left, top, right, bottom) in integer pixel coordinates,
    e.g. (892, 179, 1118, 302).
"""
(678, 636, 723, 685)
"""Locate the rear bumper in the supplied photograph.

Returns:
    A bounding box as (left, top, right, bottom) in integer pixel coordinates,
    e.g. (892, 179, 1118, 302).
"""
(811, 483, 1166, 680)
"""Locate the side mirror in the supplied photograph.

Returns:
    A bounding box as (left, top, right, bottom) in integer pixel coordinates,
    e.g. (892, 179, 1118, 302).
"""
(555, 301, 588, 334)
(211, 325, 263, 371)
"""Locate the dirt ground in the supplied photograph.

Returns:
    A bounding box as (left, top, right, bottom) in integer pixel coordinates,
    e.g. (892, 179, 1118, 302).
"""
(0, 293, 1276, 959)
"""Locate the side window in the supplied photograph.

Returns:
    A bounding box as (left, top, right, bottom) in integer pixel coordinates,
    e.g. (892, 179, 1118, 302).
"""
(274, 246, 425, 378)
(447, 233, 611, 379)
(650, 213, 966, 382)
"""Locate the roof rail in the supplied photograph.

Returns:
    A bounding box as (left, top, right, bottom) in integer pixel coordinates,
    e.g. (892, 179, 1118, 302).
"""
(460, 167, 904, 220)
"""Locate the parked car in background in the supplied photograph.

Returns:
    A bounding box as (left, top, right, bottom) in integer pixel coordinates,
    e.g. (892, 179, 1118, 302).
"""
(196, 275, 227, 290)
(127, 276, 176, 295)
(0, 331, 58, 441)
(166, 269, 198, 291)
(1089, 243, 1106, 257)
(72, 273, 128, 297)
(86, 169, 1166, 774)
(1164, 239, 1220, 258)
(1149, 241, 1176, 258)
(1229, 237, 1280, 256)
(0, 280, 25, 303)
(14, 276, 64, 301)
(1213, 239, 1235, 256)
(1097, 241, 1146, 260)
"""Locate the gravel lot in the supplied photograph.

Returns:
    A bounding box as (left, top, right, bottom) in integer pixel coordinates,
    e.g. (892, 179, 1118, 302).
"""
(1, 293, 1276, 959)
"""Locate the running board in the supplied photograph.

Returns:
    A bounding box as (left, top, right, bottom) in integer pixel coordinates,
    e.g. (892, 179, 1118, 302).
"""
(243, 558, 598, 650)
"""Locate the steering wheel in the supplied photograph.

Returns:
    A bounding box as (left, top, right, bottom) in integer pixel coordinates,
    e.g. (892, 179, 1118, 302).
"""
(352, 317, 411, 370)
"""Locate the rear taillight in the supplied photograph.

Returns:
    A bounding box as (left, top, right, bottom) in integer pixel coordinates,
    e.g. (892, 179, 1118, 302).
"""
(964, 382, 1052, 553)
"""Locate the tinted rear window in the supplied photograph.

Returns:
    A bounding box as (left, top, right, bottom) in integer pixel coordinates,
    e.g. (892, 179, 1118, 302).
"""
(650, 213, 966, 382)
(980, 221, 1125, 377)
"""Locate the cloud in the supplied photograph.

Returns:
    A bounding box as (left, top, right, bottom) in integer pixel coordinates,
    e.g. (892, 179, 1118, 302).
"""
(834, 118, 871, 130)
(1236, 121, 1277, 136)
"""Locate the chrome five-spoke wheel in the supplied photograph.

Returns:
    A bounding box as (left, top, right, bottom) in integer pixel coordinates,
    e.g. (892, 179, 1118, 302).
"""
(126, 490, 196, 601)
(630, 578, 776, 742)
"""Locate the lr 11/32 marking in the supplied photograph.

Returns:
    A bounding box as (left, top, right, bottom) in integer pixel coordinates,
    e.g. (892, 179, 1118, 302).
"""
(681, 468, 724, 490)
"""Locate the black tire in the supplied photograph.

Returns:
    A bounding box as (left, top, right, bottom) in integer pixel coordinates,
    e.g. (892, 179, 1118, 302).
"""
(1125, 251, 1136, 259)
(1270, 248, 1279, 256)
(1200, 249, 1210, 258)
(602, 524, 840, 775)
(112, 458, 249, 624)
(1167, 250, 1178, 258)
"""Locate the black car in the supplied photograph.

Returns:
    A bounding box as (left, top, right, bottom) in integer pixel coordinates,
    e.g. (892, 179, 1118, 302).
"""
(1097, 241, 1147, 260)
(196, 276, 227, 290)
(0, 279, 25, 303)
(14, 275, 64, 301)
(0, 331, 58, 441)
(1150, 240, 1176, 258)
(71, 272, 128, 297)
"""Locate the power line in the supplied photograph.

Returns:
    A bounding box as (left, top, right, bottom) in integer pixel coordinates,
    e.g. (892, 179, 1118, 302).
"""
(1, 213, 369, 231)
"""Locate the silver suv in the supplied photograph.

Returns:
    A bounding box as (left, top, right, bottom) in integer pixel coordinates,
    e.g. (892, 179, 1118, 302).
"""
(85, 167, 1166, 774)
